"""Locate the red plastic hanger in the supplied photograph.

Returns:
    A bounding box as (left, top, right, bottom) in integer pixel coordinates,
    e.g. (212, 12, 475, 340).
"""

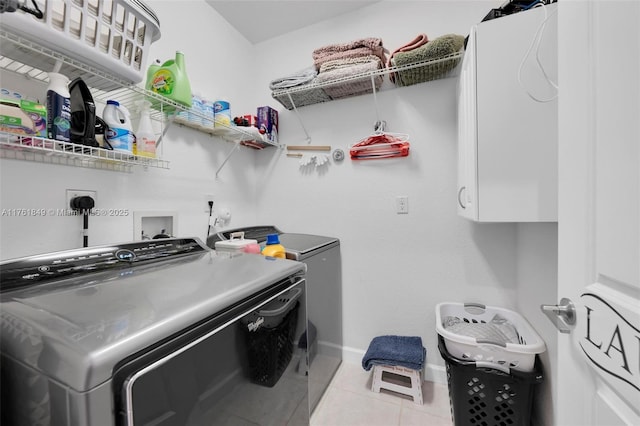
(350, 131, 410, 160)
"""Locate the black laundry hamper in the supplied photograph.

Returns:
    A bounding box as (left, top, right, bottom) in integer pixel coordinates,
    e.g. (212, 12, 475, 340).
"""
(241, 289, 301, 387)
(438, 336, 543, 426)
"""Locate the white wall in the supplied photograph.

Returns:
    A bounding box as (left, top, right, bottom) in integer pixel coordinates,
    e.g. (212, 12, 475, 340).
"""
(0, 2, 559, 419)
(0, 0, 263, 258)
(516, 223, 558, 426)
(248, 0, 546, 382)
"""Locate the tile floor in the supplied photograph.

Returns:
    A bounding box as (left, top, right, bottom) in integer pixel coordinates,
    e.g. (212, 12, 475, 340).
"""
(311, 362, 453, 426)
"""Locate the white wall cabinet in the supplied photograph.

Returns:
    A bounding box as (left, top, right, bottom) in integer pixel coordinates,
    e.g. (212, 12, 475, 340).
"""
(457, 6, 558, 222)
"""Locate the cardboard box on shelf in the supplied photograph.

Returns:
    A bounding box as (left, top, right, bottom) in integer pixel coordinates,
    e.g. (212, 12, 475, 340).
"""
(0, 98, 47, 137)
(257, 106, 278, 144)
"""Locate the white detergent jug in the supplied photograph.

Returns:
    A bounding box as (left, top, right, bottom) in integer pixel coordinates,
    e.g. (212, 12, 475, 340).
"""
(103, 100, 135, 154)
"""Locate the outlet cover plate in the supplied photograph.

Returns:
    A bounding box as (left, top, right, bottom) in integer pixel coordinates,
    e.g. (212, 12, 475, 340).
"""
(66, 189, 97, 209)
(396, 196, 409, 214)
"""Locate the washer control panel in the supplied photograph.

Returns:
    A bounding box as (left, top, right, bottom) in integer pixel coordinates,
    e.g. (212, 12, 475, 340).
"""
(0, 238, 208, 292)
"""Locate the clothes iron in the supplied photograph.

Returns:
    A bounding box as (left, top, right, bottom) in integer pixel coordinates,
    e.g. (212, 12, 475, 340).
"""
(69, 77, 99, 148)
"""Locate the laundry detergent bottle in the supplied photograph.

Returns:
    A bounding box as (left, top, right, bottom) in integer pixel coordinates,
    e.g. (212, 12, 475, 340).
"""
(46, 72, 71, 142)
(261, 234, 286, 259)
(103, 100, 135, 154)
(134, 99, 156, 158)
(145, 51, 192, 109)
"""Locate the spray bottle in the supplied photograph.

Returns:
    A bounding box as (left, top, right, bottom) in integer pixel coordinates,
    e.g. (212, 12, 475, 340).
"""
(134, 100, 156, 158)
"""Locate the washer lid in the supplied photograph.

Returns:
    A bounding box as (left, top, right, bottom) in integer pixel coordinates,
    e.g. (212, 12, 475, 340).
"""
(278, 233, 339, 259)
(209, 225, 282, 246)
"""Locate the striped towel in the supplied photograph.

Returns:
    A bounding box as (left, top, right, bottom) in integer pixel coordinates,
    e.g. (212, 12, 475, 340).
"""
(313, 37, 387, 70)
(316, 56, 383, 99)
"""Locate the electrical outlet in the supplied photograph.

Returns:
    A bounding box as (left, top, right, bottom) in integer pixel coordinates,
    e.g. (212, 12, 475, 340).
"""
(66, 189, 97, 209)
(396, 196, 409, 214)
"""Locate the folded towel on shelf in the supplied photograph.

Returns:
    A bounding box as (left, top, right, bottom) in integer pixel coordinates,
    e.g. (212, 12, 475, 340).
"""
(269, 66, 318, 90)
(362, 335, 426, 372)
(271, 79, 331, 110)
(392, 34, 465, 87)
(313, 37, 387, 70)
(316, 56, 383, 99)
(319, 55, 382, 73)
(387, 33, 430, 83)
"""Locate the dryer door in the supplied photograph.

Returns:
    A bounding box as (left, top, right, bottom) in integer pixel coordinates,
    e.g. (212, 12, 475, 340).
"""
(113, 278, 308, 426)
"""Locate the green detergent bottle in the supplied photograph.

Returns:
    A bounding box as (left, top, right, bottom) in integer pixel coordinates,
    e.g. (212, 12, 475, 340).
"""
(146, 51, 192, 109)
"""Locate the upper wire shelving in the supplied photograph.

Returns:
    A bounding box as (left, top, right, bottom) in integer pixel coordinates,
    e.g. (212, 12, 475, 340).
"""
(0, 133, 169, 172)
(0, 29, 277, 173)
(271, 51, 465, 110)
(269, 51, 464, 143)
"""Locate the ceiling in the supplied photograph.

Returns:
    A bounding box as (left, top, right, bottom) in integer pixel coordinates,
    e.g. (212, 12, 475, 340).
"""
(205, 1, 381, 44)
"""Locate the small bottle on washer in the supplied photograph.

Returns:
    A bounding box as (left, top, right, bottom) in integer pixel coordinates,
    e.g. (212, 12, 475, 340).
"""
(261, 234, 286, 259)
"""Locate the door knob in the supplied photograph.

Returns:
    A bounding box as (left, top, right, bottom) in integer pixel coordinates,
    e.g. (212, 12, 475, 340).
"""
(540, 298, 576, 333)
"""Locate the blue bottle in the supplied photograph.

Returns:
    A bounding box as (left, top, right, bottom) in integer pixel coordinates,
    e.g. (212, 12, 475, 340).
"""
(46, 72, 71, 142)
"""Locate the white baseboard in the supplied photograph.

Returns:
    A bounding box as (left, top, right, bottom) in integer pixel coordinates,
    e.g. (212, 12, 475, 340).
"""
(423, 364, 447, 385)
(342, 345, 447, 385)
(317, 340, 342, 358)
(341, 344, 366, 366)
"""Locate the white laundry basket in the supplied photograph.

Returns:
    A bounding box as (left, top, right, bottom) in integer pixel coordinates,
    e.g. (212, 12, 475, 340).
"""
(1, 0, 160, 86)
(435, 302, 546, 372)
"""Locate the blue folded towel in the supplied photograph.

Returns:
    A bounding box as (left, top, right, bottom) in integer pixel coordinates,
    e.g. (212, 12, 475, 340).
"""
(362, 335, 426, 371)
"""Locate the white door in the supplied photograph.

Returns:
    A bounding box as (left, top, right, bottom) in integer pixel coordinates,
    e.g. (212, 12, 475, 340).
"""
(556, 1, 640, 425)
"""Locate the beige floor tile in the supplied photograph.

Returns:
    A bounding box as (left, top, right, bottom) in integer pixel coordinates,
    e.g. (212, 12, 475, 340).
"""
(329, 363, 403, 406)
(312, 362, 454, 426)
(401, 381, 452, 420)
(399, 406, 453, 426)
(311, 386, 401, 426)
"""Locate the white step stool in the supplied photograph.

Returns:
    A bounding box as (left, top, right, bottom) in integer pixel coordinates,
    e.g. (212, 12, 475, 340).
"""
(371, 364, 423, 404)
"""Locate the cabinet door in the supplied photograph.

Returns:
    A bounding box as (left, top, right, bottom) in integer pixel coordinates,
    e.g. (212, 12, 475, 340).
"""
(456, 29, 479, 220)
(459, 5, 558, 222)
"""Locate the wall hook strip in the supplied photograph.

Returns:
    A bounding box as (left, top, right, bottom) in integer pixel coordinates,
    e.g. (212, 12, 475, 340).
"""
(286, 145, 331, 151)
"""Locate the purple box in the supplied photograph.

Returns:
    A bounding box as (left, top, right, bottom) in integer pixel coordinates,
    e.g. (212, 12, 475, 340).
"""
(257, 106, 278, 144)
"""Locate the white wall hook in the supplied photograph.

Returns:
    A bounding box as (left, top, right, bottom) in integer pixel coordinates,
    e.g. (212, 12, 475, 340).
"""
(299, 154, 316, 166)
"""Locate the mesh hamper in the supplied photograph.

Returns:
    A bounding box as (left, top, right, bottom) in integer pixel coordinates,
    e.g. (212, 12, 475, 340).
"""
(241, 288, 301, 387)
(436, 302, 546, 372)
(438, 336, 543, 426)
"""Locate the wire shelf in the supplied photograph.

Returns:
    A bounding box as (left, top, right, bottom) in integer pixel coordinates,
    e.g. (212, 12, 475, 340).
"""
(0, 132, 170, 172)
(173, 116, 275, 147)
(271, 51, 464, 110)
(0, 29, 277, 174)
(0, 29, 134, 92)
